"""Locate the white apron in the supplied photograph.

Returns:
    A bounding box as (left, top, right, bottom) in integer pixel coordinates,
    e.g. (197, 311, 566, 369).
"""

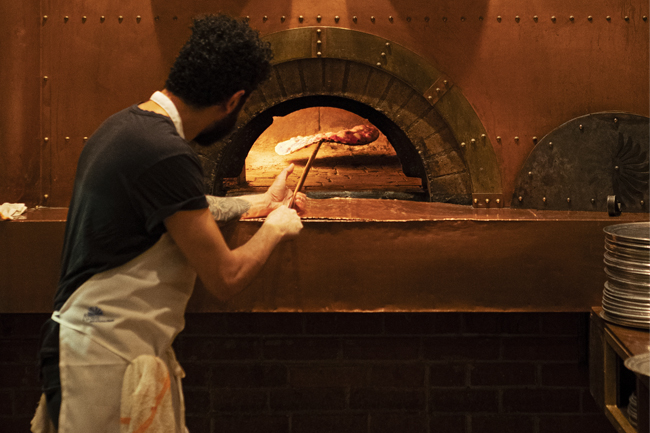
(51, 233, 196, 433)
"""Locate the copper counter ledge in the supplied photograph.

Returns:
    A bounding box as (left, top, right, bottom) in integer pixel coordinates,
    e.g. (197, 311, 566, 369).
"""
(1, 200, 647, 313)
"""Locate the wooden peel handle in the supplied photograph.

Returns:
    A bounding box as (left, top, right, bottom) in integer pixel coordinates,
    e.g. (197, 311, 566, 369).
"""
(288, 139, 324, 209)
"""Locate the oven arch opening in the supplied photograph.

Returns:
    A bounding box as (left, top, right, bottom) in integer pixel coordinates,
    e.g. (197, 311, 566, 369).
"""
(220, 95, 434, 201)
(194, 29, 502, 204)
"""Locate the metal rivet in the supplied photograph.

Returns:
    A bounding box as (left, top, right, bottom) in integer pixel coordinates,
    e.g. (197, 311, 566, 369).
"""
(436, 87, 441, 93)
(591, 198, 596, 204)
(406, 16, 411, 22)
(515, 16, 520, 22)
(317, 29, 321, 33)
(614, 166, 620, 171)
(428, 96, 433, 100)
(385, 42, 391, 47)
(43, 76, 48, 81)
(588, 16, 593, 21)
(461, 16, 466, 22)
(470, 138, 476, 144)
(381, 52, 386, 57)
(353, 16, 357, 23)
(567, 198, 571, 203)
(425, 16, 430, 22)
(460, 142, 466, 147)
(43, 15, 48, 22)
(551, 16, 556, 22)
(299, 15, 304, 22)
(543, 197, 547, 203)
(496, 199, 501, 204)
(376, 62, 381, 67)
(614, 117, 618, 124)
(570, 15, 574, 21)
(497, 16, 502, 22)
(514, 136, 519, 142)
(443, 80, 448, 86)
(317, 15, 322, 22)
(625, 16, 629, 21)
(606, 16, 611, 21)
(442, 16, 447, 22)
(641, 200, 646, 206)
(496, 136, 501, 142)
(64, 16, 69, 22)
(82, 16, 87, 23)
(154, 16, 159, 21)
(473, 198, 478, 204)
(83, 137, 88, 141)
(518, 196, 523, 202)
(528, 171, 533, 177)
(485, 198, 490, 204)
(533, 15, 538, 22)
(533, 136, 538, 143)
(481, 134, 486, 139)
(101, 16, 105, 22)
(643, 16, 647, 21)
(317, 40, 322, 44)
(335, 16, 340, 23)
(44, 194, 49, 199)
(579, 124, 583, 130)
(317, 52, 322, 57)
(119, 16, 124, 23)
(371, 16, 375, 22)
(263, 16, 268, 22)
(281, 16, 286, 22)
(548, 141, 553, 148)
(44, 137, 49, 142)
(389, 16, 393, 22)
(136, 15, 141, 23)
(65, 137, 70, 141)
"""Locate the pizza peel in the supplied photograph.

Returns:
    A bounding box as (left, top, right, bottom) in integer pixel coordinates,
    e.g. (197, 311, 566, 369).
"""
(288, 139, 324, 209)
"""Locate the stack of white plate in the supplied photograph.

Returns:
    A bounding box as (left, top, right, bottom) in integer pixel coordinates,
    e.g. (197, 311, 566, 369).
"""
(601, 222, 650, 329)
(628, 392, 638, 429)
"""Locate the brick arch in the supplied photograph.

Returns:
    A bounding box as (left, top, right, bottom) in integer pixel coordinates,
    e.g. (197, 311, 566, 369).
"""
(194, 28, 501, 204)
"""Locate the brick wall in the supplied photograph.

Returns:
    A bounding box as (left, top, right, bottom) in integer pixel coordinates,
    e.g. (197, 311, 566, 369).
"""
(1, 313, 615, 433)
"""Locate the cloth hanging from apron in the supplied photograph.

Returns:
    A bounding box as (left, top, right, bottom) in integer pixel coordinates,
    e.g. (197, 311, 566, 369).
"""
(120, 355, 175, 433)
(33, 234, 195, 433)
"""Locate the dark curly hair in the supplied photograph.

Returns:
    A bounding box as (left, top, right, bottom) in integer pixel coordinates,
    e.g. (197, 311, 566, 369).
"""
(165, 14, 273, 108)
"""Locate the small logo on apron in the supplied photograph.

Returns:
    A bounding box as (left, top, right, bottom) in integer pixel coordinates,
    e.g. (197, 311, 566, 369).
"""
(83, 306, 115, 323)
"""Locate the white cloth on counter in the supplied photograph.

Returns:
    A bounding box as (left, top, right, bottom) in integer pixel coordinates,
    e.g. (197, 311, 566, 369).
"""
(0, 202, 27, 220)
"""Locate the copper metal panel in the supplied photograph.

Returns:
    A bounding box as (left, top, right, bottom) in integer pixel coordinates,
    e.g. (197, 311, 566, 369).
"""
(0, 213, 66, 313)
(2, 0, 648, 207)
(0, 0, 42, 204)
(2, 202, 646, 313)
(44, 0, 174, 206)
(193, 218, 643, 312)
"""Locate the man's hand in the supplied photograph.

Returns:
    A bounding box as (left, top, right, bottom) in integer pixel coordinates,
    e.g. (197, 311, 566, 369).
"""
(264, 205, 303, 240)
(265, 164, 307, 214)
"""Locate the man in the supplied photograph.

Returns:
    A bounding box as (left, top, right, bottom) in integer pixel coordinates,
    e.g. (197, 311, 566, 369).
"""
(35, 15, 305, 432)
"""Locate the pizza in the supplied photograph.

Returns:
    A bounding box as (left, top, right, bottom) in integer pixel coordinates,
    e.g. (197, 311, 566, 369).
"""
(275, 124, 380, 155)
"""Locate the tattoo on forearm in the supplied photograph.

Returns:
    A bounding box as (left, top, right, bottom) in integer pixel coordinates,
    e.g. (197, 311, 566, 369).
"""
(206, 196, 252, 223)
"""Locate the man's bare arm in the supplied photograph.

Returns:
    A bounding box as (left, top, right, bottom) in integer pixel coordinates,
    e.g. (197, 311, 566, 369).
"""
(165, 206, 302, 301)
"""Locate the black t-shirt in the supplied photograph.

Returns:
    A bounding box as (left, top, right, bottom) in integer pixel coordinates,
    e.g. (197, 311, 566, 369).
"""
(40, 105, 208, 359)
